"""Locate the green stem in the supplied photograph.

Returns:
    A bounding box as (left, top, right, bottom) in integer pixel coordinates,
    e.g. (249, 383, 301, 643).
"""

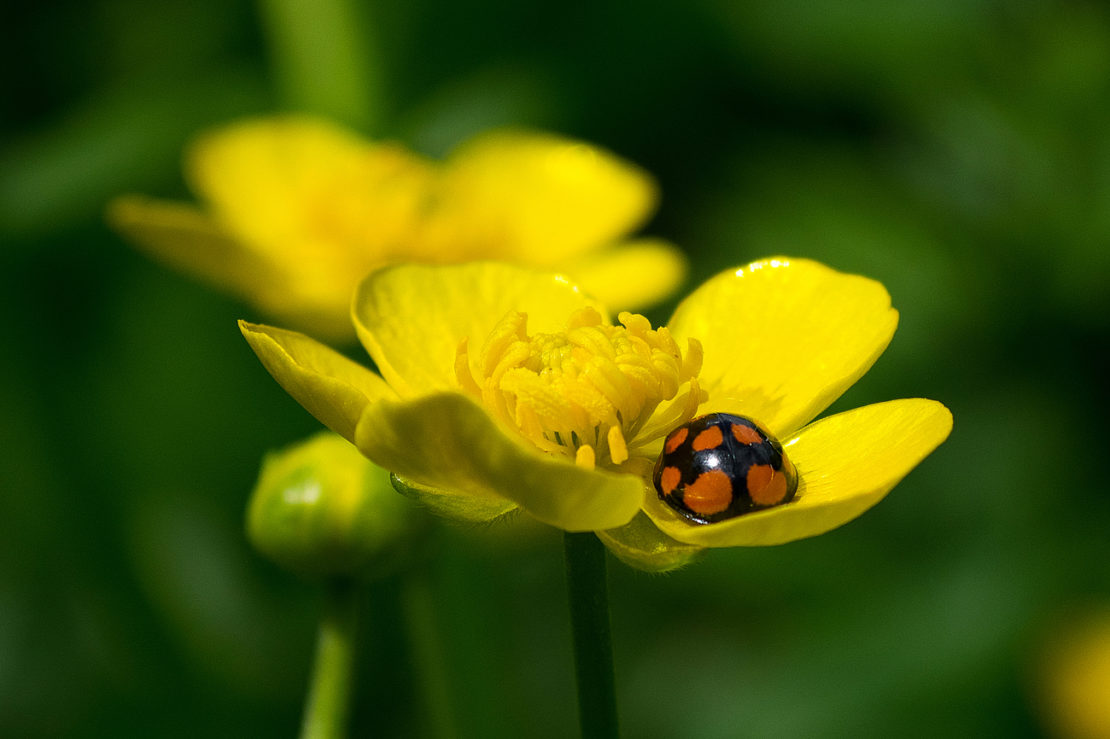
(564, 532, 619, 739)
(301, 579, 360, 739)
(257, 0, 384, 132)
(401, 570, 457, 739)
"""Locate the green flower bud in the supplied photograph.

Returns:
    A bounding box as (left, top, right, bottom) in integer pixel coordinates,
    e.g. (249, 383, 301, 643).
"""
(247, 432, 421, 577)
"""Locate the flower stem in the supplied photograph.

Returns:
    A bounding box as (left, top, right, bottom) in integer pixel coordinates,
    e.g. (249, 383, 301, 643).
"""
(257, 0, 384, 133)
(301, 578, 359, 739)
(401, 570, 456, 739)
(564, 532, 619, 739)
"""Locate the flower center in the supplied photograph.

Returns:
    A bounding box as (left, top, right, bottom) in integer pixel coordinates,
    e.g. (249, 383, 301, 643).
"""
(455, 307, 704, 469)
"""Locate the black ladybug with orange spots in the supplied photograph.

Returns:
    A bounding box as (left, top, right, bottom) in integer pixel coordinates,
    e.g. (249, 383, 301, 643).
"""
(653, 413, 798, 524)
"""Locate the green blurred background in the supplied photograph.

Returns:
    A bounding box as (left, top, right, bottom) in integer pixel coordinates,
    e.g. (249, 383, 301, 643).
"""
(4, 1, 1110, 736)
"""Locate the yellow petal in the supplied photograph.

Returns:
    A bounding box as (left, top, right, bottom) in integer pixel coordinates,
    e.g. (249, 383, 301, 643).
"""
(353, 262, 604, 396)
(354, 392, 644, 531)
(668, 257, 898, 436)
(416, 130, 657, 263)
(239, 321, 396, 441)
(108, 196, 357, 339)
(597, 511, 703, 572)
(186, 115, 433, 265)
(565, 238, 688, 311)
(107, 196, 274, 300)
(188, 116, 364, 244)
(645, 398, 952, 547)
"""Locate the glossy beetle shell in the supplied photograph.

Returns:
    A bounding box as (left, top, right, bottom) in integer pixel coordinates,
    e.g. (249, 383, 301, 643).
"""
(653, 413, 798, 524)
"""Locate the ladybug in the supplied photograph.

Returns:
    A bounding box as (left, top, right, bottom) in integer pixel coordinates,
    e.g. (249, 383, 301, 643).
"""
(653, 413, 798, 524)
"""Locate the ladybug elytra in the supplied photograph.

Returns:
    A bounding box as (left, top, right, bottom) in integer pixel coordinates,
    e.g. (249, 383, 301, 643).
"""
(653, 413, 798, 524)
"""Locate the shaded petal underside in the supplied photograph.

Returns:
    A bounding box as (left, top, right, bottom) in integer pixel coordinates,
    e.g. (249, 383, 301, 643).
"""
(356, 391, 644, 531)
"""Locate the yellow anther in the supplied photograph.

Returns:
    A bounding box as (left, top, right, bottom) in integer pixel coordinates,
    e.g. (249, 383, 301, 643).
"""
(566, 306, 604, 331)
(681, 337, 704, 380)
(481, 311, 529, 378)
(575, 445, 596, 470)
(607, 426, 628, 465)
(453, 338, 482, 396)
(618, 311, 651, 335)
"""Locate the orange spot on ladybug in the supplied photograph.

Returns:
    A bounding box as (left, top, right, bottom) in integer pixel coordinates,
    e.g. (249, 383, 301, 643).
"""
(747, 464, 789, 506)
(731, 423, 763, 445)
(659, 466, 682, 496)
(692, 426, 724, 451)
(683, 470, 733, 515)
(664, 427, 689, 454)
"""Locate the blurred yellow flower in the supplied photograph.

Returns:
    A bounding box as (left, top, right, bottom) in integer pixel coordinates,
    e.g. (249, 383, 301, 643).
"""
(1037, 608, 1110, 739)
(240, 258, 952, 570)
(108, 116, 685, 339)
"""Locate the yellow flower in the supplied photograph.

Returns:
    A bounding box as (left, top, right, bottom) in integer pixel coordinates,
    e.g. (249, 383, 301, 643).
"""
(240, 258, 952, 570)
(108, 115, 685, 339)
(1036, 607, 1110, 739)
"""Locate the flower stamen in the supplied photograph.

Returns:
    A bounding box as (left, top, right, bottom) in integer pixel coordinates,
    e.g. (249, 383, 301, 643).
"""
(455, 307, 704, 468)
(608, 426, 629, 465)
